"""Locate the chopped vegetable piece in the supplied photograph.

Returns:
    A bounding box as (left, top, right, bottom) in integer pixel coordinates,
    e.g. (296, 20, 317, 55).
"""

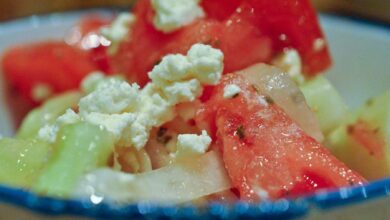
(17, 91, 82, 139)
(300, 76, 349, 134)
(112, 0, 330, 86)
(33, 122, 114, 197)
(237, 64, 323, 142)
(326, 90, 390, 180)
(1, 42, 97, 103)
(198, 72, 366, 201)
(74, 151, 232, 203)
(0, 138, 51, 188)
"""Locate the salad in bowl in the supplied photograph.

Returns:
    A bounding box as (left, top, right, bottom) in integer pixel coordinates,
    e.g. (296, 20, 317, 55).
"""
(0, 0, 389, 218)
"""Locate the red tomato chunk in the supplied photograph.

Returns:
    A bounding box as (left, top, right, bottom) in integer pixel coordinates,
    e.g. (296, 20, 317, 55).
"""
(197, 72, 366, 201)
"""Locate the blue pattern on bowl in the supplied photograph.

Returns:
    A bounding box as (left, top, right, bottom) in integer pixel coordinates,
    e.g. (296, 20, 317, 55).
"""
(1, 178, 390, 219)
(0, 184, 309, 219)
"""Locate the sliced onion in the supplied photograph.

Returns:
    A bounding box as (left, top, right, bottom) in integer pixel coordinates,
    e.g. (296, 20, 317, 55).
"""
(237, 63, 324, 142)
(74, 151, 232, 204)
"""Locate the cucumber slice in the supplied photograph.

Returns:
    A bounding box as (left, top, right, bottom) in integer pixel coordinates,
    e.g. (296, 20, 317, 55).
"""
(326, 126, 389, 180)
(0, 138, 51, 188)
(326, 90, 390, 180)
(17, 91, 82, 139)
(32, 122, 114, 197)
(300, 76, 348, 134)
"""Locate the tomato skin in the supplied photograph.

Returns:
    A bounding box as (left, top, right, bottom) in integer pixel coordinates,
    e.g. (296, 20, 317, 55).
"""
(109, 0, 171, 86)
(219, 4, 273, 73)
(196, 0, 332, 74)
(243, 0, 332, 74)
(201, 0, 243, 21)
(197, 73, 366, 201)
(68, 16, 113, 73)
(114, 0, 331, 85)
(1, 42, 97, 103)
(112, 1, 274, 85)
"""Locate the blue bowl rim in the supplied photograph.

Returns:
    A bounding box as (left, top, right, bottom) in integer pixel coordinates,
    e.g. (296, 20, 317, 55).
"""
(1, 8, 390, 220)
(1, 178, 390, 219)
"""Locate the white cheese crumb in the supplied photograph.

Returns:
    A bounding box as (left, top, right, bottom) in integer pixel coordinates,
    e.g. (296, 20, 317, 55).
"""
(187, 43, 224, 85)
(272, 49, 305, 84)
(85, 112, 136, 143)
(223, 84, 241, 99)
(151, 0, 204, 33)
(257, 96, 269, 107)
(78, 78, 140, 116)
(81, 71, 105, 94)
(149, 43, 223, 104)
(149, 44, 223, 87)
(176, 130, 211, 157)
(38, 109, 80, 143)
(38, 124, 59, 143)
(313, 38, 326, 52)
(148, 54, 193, 86)
(101, 12, 136, 54)
(57, 109, 80, 124)
(37, 43, 224, 150)
(126, 114, 153, 150)
(137, 84, 175, 126)
(162, 79, 202, 104)
(31, 83, 53, 102)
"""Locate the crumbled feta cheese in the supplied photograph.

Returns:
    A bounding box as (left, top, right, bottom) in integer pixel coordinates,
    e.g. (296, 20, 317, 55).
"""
(137, 84, 175, 126)
(101, 12, 136, 54)
(257, 96, 269, 107)
(38, 109, 80, 143)
(37, 43, 224, 150)
(313, 38, 326, 52)
(223, 84, 241, 98)
(38, 124, 59, 143)
(126, 114, 153, 150)
(162, 79, 202, 104)
(31, 83, 53, 102)
(85, 112, 136, 143)
(149, 43, 223, 104)
(57, 109, 80, 124)
(81, 71, 105, 94)
(272, 49, 304, 84)
(78, 78, 140, 116)
(149, 44, 223, 86)
(187, 44, 224, 85)
(149, 54, 193, 85)
(176, 130, 211, 157)
(151, 0, 204, 33)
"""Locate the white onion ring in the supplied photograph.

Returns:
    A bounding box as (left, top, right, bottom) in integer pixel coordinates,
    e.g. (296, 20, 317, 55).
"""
(237, 63, 324, 142)
(74, 151, 232, 204)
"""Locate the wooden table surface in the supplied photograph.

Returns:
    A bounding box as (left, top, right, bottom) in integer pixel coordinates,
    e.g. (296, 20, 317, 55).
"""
(0, 0, 389, 23)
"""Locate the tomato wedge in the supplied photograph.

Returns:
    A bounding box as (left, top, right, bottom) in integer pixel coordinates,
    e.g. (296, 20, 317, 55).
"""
(1, 42, 97, 103)
(112, 0, 331, 85)
(109, 0, 171, 85)
(202, 0, 332, 74)
(65, 16, 113, 73)
(196, 70, 366, 201)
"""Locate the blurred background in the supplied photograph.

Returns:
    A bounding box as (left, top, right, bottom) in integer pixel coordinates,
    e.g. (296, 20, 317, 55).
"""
(0, 0, 389, 23)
